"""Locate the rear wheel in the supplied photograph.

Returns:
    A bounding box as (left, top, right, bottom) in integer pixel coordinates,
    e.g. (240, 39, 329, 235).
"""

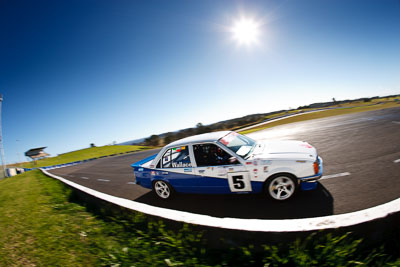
(152, 180, 174, 200)
(265, 174, 297, 201)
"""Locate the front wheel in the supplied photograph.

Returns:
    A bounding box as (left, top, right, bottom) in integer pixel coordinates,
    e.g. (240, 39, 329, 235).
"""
(265, 174, 297, 201)
(152, 180, 174, 200)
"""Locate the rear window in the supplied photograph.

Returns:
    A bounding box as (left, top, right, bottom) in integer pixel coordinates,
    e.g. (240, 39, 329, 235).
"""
(159, 146, 191, 168)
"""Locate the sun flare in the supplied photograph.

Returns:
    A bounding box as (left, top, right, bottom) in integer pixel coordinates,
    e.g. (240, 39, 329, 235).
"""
(231, 17, 261, 46)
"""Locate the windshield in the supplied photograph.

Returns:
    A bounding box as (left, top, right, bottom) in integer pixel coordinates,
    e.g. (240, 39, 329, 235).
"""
(218, 132, 256, 158)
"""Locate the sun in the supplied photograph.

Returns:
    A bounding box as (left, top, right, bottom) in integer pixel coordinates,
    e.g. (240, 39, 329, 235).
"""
(231, 17, 261, 46)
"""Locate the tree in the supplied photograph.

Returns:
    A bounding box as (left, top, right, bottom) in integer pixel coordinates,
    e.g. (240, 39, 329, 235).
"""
(163, 133, 174, 145)
(196, 122, 205, 134)
(145, 135, 160, 146)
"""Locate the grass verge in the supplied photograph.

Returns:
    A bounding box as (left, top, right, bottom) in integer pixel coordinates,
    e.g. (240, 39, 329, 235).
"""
(239, 101, 400, 135)
(20, 145, 153, 168)
(0, 170, 399, 266)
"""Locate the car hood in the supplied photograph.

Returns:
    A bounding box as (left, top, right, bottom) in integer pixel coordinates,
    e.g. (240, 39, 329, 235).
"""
(248, 140, 317, 161)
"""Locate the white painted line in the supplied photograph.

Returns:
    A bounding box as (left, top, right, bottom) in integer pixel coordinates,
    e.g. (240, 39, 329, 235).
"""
(392, 121, 400, 125)
(81, 177, 89, 180)
(41, 168, 400, 233)
(127, 182, 136, 184)
(394, 159, 400, 163)
(320, 172, 351, 180)
(97, 179, 110, 182)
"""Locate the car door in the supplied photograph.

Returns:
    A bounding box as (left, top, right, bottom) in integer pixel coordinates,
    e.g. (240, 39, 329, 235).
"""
(156, 145, 200, 193)
(192, 143, 252, 193)
(221, 149, 252, 193)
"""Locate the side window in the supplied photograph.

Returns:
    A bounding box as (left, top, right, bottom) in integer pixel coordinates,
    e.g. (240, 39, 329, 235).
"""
(161, 146, 191, 168)
(161, 149, 172, 168)
(193, 144, 240, 167)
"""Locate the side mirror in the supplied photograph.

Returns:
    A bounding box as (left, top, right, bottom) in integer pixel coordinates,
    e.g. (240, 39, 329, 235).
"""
(229, 157, 239, 164)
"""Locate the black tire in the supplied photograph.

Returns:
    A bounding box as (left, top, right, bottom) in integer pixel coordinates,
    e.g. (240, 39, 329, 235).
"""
(152, 180, 174, 200)
(264, 174, 297, 201)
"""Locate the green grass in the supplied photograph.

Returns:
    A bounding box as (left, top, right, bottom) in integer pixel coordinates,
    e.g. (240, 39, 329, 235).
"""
(21, 145, 152, 168)
(240, 101, 400, 135)
(0, 171, 111, 265)
(0, 171, 399, 266)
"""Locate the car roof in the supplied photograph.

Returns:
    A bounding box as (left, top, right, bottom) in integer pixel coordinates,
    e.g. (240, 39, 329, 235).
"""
(166, 131, 232, 148)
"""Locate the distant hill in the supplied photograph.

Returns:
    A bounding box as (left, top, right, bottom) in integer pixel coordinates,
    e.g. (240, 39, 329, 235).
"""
(117, 138, 146, 146)
(120, 94, 400, 147)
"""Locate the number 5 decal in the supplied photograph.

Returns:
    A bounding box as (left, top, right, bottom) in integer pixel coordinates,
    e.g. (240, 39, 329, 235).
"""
(228, 172, 252, 192)
(232, 175, 245, 189)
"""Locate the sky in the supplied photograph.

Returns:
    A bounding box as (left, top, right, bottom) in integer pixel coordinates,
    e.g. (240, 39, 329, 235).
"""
(0, 0, 399, 164)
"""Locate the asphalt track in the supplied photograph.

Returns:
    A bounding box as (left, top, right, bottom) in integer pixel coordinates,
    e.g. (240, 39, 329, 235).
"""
(48, 107, 400, 219)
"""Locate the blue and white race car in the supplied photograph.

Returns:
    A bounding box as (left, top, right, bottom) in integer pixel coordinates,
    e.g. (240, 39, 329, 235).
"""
(132, 131, 322, 201)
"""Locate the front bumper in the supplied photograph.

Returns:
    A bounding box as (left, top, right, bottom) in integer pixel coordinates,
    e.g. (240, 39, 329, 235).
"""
(299, 156, 323, 191)
(299, 156, 323, 182)
(300, 180, 318, 190)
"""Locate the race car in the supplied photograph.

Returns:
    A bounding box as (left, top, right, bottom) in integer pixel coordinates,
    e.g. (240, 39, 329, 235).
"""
(132, 131, 323, 201)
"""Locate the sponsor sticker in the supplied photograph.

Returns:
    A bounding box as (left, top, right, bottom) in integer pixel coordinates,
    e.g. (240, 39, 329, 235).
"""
(301, 143, 313, 149)
(171, 162, 192, 168)
(219, 132, 237, 145)
(220, 139, 228, 145)
(184, 168, 192, 172)
(217, 167, 227, 176)
(228, 168, 234, 172)
(264, 166, 268, 172)
(138, 168, 144, 172)
(151, 171, 155, 176)
(246, 162, 252, 165)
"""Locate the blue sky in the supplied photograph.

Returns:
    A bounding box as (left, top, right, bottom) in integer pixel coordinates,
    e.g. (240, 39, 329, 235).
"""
(1, 0, 399, 164)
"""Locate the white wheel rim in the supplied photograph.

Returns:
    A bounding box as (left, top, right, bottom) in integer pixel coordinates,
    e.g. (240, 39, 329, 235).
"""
(154, 181, 170, 199)
(269, 176, 295, 200)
